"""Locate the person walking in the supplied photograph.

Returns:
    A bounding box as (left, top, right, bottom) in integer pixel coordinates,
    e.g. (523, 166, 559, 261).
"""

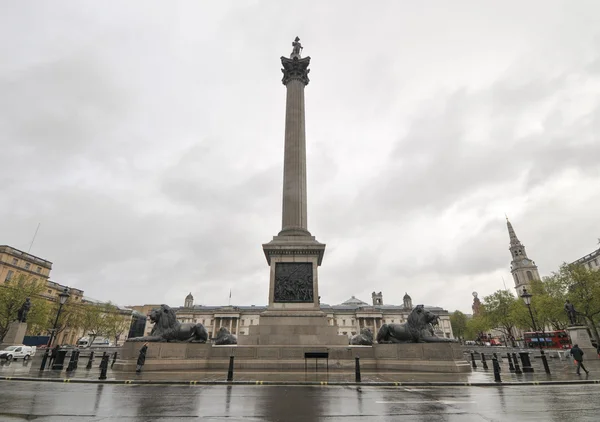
(136, 342, 148, 374)
(570, 344, 589, 375)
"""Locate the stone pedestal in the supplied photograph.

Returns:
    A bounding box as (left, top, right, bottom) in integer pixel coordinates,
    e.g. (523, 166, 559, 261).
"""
(114, 342, 471, 373)
(567, 325, 597, 358)
(1, 322, 27, 346)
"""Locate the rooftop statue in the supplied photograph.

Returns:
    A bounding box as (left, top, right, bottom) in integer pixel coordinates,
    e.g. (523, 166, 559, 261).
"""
(376, 305, 457, 343)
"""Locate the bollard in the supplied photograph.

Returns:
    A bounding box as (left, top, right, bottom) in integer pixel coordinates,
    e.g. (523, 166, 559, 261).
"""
(227, 356, 234, 382)
(86, 351, 94, 370)
(540, 349, 551, 374)
(99, 351, 107, 368)
(512, 353, 522, 375)
(480, 353, 489, 370)
(74, 351, 80, 370)
(66, 351, 77, 372)
(519, 352, 534, 373)
(111, 352, 118, 369)
(492, 353, 501, 382)
(506, 353, 515, 371)
(39, 349, 50, 371)
(99, 355, 109, 380)
(470, 351, 477, 369)
(355, 357, 361, 383)
(51, 350, 68, 370)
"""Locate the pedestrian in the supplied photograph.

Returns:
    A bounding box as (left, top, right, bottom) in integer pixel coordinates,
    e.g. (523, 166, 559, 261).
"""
(48, 345, 60, 368)
(136, 342, 148, 374)
(570, 344, 589, 375)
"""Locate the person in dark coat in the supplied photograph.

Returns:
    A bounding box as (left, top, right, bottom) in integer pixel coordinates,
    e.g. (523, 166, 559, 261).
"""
(570, 344, 589, 375)
(136, 343, 148, 373)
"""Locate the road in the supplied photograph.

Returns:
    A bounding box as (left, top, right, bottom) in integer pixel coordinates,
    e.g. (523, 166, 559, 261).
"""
(1, 381, 599, 421)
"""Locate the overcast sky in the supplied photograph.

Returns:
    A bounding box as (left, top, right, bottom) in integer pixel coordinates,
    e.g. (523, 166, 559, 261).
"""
(1, 1, 599, 313)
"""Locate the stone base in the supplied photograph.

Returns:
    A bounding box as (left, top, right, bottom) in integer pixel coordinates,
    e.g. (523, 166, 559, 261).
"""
(113, 342, 470, 373)
(567, 325, 598, 358)
(238, 314, 348, 346)
(1, 322, 27, 346)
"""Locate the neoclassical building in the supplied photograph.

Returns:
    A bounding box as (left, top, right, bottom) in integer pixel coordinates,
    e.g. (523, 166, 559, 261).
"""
(132, 291, 454, 340)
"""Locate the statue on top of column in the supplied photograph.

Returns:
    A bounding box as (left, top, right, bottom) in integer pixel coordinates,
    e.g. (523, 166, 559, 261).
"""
(291, 36, 303, 58)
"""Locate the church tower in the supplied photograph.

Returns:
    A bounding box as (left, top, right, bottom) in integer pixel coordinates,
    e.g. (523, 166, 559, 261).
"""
(506, 218, 540, 296)
(184, 292, 194, 308)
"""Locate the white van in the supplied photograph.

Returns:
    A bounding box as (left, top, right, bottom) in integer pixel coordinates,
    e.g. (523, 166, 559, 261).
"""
(0, 345, 36, 361)
(77, 337, 113, 348)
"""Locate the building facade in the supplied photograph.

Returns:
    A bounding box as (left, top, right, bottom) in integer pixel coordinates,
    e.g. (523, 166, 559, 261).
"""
(131, 292, 454, 341)
(506, 219, 541, 296)
(571, 245, 600, 271)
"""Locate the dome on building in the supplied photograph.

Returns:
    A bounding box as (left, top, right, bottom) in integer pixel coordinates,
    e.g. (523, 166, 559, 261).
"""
(340, 295, 369, 306)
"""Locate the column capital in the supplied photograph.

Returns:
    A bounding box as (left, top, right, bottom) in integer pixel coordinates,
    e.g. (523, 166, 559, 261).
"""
(281, 56, 311, 85)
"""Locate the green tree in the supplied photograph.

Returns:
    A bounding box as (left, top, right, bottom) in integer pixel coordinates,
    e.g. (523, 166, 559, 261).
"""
(551, 263, 600, 345)
(0, 274, 50, 340)
(464, 315, 491, 341)
(450, 310, 468, 339)
(78, 303, 108, 345)
(102, 303, 131, 345)
(481, 290, 529, 338)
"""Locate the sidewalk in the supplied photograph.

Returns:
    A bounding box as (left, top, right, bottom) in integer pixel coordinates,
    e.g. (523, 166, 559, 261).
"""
(1, 354, 599, 386)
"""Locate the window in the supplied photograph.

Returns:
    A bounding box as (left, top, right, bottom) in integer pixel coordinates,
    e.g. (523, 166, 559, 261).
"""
(526, 271, 533, 281)
(343, 320, 346, 325)
(5, 270, 13, 281)
(47, 289, 52, 294)
(351, 319, 355, 325)
(594, 258, 598, 266)
(589, 262, 593, 269)
(241, 320, 245, 326)
(36, 266, 42, 273)
(12, 258, 18, 265)
(250, 320, 254, 325)
(25, 263, 30, 270)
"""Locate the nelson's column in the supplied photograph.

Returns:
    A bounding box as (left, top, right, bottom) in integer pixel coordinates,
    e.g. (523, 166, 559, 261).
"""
(239, 38, 347, 346)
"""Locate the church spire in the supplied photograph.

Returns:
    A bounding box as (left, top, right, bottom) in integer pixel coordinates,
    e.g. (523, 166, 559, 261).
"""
(506, 216, 521, 247)
(505, 217, 540, 296)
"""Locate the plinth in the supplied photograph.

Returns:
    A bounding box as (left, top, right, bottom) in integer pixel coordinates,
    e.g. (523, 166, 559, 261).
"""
(2, 322, 27, 346)
(567, 325, 597, 358)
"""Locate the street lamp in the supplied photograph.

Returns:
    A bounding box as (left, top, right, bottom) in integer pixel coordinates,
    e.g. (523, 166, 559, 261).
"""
(520, 288, 550, 374)
(39, 287, 70, 370)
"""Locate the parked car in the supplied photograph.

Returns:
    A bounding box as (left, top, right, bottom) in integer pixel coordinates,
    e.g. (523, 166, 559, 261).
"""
(0, 345, 36, 361)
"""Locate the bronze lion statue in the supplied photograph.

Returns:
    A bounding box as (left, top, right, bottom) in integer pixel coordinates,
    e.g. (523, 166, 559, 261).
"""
(376, 305, 456, 343)
(213, 327, 237, 345)
(350, 328, 374, 345)
(127, 304, 208, 343)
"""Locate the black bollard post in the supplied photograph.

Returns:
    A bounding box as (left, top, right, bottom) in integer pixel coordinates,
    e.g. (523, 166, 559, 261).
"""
(39, 349, 49, 371)
(99, 351, 107, 367)
(540, 349, 551, 374)
(66, 351, 76, 372)
(492, 353, 501, 382)
(99, 355, 109, 380)
(480, 353, 489, 370)
(355, 357, 361, 383)
(227, 356, 234, 382)
(512, 352, 522, 375)
(86, 351, 94, 370)
(506, 353, 515, 371)
(74, 351, 80, 370)
(470, 351, 477, 369)
(519, 352, 534, 373)
(111, 352, 118, 369)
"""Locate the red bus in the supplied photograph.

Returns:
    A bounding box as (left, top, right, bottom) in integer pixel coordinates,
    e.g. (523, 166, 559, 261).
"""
(523, 330, 571, 349)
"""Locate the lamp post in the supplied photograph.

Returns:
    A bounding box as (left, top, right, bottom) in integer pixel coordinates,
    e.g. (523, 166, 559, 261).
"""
(521, 288, 550, 374)
(40, 287, 70, 370)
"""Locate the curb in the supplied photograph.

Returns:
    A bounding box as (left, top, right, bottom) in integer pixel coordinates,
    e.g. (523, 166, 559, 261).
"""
(2, 376, 600, 387)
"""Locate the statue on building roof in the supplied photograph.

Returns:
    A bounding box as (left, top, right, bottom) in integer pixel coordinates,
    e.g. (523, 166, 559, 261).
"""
(291, 36, 303, 58)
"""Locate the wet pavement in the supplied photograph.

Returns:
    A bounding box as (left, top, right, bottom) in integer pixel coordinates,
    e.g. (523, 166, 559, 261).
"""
(1, 353, 599, 385)
(1, 381, 600, 421)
